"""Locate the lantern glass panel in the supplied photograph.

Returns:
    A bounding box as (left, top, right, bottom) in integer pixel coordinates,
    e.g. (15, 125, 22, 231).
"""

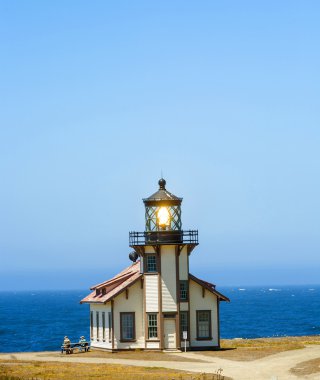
(145, 205, 181, 231)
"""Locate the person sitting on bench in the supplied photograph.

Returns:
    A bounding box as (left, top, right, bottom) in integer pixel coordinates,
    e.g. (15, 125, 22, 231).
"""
(62, 336, 71, 353)
(79, 336, 87, 351)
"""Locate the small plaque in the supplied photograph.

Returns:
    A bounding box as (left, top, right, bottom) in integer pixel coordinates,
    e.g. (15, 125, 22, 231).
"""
(183, 331, 187, 340)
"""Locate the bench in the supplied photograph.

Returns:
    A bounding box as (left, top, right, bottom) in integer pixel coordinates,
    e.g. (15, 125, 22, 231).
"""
(61, 342, 90, 354)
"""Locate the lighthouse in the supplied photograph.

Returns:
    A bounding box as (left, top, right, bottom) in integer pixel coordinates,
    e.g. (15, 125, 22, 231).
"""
(81, 179, 229, 350)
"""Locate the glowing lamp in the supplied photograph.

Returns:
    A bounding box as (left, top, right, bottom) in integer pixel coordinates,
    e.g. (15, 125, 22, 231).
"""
(157, 206, 170, 228)
(142, 178, 182, 234)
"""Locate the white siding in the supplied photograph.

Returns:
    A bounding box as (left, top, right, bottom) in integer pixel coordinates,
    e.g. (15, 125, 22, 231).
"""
(144, 246, 156, 254)
(189, 279, 219, 348)
(113, 280, 145, 349)
(145, 275, 159, 312)
(146, 341, 160, 349)
(90, 303, 112, 350)
(179, 247, 188, 280)
(161, 245, 177, 312)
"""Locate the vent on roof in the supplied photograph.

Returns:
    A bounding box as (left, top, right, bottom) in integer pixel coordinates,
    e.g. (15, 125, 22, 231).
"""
(102, 288, 106, 295)
(96, 289, 101, 296)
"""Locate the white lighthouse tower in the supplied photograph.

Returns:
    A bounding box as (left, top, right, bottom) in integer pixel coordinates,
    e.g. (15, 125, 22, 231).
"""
(81, 179, 229, 351)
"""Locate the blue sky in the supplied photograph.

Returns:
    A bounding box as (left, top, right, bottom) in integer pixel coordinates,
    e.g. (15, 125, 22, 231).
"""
(1, 1, 319, 290)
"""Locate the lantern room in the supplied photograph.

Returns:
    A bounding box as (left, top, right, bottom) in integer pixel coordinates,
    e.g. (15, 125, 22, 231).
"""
(143, 178, 182, 232)
(129, 179, 198, 246)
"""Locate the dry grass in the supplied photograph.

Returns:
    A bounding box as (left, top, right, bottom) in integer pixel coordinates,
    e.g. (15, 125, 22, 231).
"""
(290, 357, 320, 377)
(1, 336, 319, 378)
(196, 335, 320, 362)
(0, 360, 225, 380)
(44, 349, 202, 362)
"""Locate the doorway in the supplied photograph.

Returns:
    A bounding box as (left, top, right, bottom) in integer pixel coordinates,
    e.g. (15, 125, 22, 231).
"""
(164, 318, 176, 349)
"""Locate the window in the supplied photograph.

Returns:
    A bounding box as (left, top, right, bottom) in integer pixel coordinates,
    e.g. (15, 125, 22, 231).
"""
(196, 310, 211, 340)
(146, 255, 157, 272)
(102, 312, 106, 341)
(147, 314, 158, 339)
(90, 311, 93, 339)
(180, 281, 188, 301)
(108, 311, 112, 342)
(180, 311, 188, 339)
(96, 311, 100, 341)
(120, 312, 135, 341)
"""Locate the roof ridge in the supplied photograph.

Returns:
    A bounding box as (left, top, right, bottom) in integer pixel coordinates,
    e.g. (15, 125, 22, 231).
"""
(81, 271, 143, 304)
(90, 261, 140, 289)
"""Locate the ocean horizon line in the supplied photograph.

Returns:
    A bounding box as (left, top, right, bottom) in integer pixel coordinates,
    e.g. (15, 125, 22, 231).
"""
(1, 283, 319, 293)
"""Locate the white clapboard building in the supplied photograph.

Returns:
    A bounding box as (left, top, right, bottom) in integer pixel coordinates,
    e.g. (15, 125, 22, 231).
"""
(81, 179, 229, 351)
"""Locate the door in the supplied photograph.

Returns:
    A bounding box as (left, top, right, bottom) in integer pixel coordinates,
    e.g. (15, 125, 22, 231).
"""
(164, 319, 176, 349)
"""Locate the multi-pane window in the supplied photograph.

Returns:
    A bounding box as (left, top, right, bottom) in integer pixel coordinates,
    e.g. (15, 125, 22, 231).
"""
(180, 311, 188, 339)
(196, 310, 211, 339)
(90, 311, 93, 339)
(96, 311, 100, 341)
(148, 314, 158, 339)
(120, 312, 135, 341)
(108, 312, 112, 342)
(146, 255, 157, 272)
(102, 312, 106, 341)
(180, 281, 188, 301)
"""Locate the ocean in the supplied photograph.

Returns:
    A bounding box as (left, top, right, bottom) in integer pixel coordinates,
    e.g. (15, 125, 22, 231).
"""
(0, 285, 319, 353)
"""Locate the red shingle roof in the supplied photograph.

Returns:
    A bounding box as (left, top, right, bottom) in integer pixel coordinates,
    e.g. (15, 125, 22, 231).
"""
(80, 261, 142, 304)
(80, 261, 229, 304)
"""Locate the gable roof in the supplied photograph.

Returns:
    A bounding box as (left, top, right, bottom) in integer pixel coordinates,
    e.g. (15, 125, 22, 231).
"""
(80, 261, 142, 304)
(80, 262, 229, 304)
(189, 273, 230, 302)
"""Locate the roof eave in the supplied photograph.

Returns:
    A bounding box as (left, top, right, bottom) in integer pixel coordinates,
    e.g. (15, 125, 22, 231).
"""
(189, 273, 230, 302)
(105, 274, 143, 304)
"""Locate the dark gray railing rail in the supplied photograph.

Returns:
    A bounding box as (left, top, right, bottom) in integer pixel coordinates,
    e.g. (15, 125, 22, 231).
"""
(129, 230, 198, 246)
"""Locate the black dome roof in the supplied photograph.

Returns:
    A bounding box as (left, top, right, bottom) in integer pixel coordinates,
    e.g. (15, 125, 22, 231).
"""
(143, 178, 182, 206)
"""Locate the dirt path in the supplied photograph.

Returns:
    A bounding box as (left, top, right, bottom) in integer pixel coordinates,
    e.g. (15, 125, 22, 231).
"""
(1, 345, 320, 380)
(174, 346, 320, 379)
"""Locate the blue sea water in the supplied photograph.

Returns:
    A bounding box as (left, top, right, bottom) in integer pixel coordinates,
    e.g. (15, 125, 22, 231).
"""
(219, 286, 320, 339)
(0, 286, 319, 352)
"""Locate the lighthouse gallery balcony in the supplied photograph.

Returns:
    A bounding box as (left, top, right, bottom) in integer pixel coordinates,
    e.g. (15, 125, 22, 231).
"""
(129, 230, 198, 246)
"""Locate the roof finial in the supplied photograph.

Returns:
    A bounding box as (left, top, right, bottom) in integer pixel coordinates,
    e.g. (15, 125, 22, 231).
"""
(158, 178, 166, 190)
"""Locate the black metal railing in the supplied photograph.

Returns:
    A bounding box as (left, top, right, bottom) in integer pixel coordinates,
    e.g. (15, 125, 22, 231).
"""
(129, 230, 198, 246)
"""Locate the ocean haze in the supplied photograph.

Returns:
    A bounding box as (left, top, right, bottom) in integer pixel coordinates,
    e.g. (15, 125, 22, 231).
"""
(0, 264, 319, 291)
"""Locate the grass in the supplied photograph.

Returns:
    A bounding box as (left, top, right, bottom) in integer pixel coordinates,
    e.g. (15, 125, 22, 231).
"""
(1, 336, 319, 379)
(0, 361, 225, 380)
(290, 357, 320, 376)
(196, 335, 320, 361)
(44, 349, 202, 362)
